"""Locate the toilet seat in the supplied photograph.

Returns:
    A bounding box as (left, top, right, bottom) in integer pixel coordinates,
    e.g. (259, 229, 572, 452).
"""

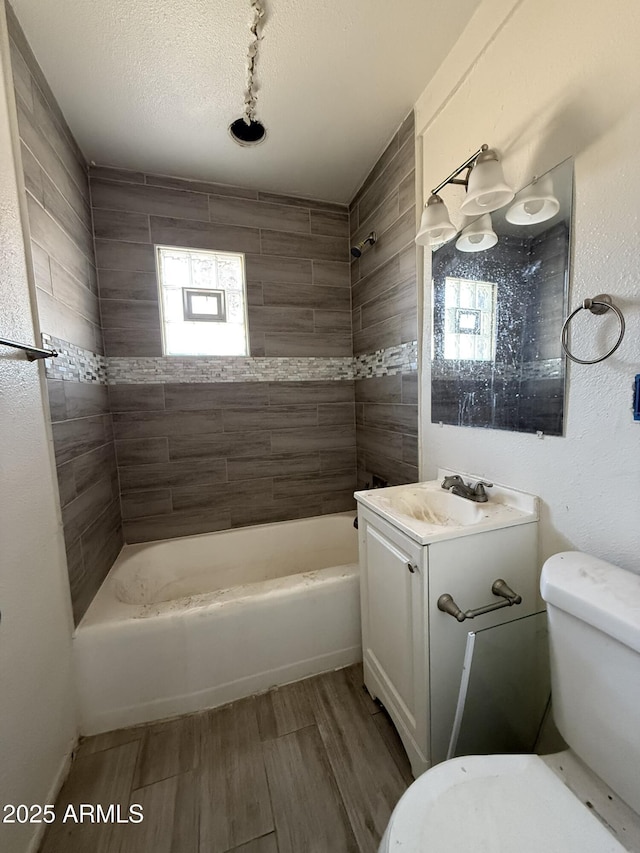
(380, 754, 627, 852)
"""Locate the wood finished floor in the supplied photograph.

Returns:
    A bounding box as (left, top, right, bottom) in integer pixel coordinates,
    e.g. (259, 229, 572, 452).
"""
(39, 664, 412, 853)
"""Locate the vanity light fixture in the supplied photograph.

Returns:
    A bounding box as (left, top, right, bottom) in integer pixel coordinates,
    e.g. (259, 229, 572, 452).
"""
(459, 148, 514, 215)
(415, 195, 457, 247)
(505, 174, 559, 225)
(415, 144, 513, 248)
(455, 214, 498, 253)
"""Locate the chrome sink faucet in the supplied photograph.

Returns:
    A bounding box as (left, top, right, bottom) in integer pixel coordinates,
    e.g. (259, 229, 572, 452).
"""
(441, 474, 493, 503)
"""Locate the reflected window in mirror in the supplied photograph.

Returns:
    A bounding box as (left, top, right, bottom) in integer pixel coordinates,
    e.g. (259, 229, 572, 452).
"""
(431, 158, 573, 436)
(443, 277, 497, 362)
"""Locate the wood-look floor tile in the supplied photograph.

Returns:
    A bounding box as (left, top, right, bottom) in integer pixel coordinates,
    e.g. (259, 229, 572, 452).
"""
(118, 770, 199, 853)
(76, 726, 146, 757)
(256, 680, 316, 741)
(344, 662, 380, 716)
(41, 666, 411, 853)
(372, 711, 414, 786)
(310, 668, 408, 853)
(40, 741, 139, 853)
(263, 726, 358, 853)
(199, 698, 273, 853)
(134, 714, 200, 788)
(226, 834, 278, 853)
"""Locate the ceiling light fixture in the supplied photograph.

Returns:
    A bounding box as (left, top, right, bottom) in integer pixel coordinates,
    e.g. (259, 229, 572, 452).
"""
(415, 144, 513, 248)
(229, 0, 267, 147)
(505, 174, 560, 225)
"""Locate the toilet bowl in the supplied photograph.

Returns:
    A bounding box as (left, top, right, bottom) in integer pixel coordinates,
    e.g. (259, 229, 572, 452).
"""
(379, 552, 640, 852)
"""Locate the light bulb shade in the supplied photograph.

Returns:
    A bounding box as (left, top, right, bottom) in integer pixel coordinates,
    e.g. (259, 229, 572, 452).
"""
(415, 194, 457, 247)
(505, 174, 560, 225)
(460, 149, 514, 216)
(455, 214, 498, 253)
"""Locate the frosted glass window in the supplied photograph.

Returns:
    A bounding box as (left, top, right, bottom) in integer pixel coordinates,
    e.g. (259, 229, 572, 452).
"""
(156, 246, 249, 355)
(443, 277, 497, 361)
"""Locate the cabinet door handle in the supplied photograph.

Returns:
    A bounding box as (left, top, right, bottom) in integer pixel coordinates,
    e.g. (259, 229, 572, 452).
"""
(407, 562, 417, 574)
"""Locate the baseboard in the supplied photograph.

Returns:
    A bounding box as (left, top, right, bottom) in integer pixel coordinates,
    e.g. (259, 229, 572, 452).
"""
(25, 740, 77, 853)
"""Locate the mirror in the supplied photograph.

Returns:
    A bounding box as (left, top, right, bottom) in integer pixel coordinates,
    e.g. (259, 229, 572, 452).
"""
(431, 158, 573, 435)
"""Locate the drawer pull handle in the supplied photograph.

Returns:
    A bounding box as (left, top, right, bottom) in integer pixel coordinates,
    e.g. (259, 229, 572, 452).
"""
(407, 562, 417, 574)
(437, 579, 522, 622)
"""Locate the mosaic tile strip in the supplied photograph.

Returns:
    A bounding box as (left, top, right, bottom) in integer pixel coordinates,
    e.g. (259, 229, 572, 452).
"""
(42, 334, 108, 383)
(42, 336, 419, 384)
(353, 341, 418, 379)
(107, 355, 354, 384)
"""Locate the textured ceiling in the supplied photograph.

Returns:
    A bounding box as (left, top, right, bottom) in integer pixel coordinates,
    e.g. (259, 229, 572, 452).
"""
(9, 0, 480, 203)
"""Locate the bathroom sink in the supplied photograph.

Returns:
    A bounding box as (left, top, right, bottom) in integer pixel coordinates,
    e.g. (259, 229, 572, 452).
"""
(383, 487, 484, 526)
(354, 470, 539, 545)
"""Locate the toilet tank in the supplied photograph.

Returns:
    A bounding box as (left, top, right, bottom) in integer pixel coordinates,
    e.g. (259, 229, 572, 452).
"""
(541, 552, 640, 814)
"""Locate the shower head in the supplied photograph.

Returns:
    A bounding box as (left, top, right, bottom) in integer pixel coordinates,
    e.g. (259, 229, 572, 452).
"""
(350, 231, 377, 258)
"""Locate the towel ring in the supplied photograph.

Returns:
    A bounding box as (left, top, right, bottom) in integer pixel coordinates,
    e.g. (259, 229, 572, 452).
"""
(561, 294, 625, 365)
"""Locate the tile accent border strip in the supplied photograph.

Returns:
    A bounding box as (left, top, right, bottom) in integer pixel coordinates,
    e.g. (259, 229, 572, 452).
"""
(42, 334, 108, 383)
(107, 355, 355, 384)
(42, 335, 418, 384)
(353, 341, 418, 379)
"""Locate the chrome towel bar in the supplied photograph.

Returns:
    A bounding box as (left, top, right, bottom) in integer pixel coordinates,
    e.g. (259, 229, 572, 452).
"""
(437, 579, 522, 622)
(0, 336, 58, 361)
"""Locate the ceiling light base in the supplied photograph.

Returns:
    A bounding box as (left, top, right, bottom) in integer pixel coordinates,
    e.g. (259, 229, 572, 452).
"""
(229, 118, 267, 147)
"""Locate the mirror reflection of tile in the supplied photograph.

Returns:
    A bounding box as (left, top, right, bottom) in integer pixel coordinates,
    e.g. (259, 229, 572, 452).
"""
(431, 158, 572, 436)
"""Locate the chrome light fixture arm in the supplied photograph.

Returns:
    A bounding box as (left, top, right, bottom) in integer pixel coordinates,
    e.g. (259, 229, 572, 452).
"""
(416, 144, 512, 248)
(431, 144, 488, 196)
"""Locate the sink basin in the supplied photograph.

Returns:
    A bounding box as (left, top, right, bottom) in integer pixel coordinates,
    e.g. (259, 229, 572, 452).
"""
(384, 487, 484, 526)
(354, 471, 539, 545)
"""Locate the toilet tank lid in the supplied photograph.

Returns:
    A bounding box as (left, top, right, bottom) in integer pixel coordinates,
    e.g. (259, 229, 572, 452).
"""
(541, 552, 640, 654)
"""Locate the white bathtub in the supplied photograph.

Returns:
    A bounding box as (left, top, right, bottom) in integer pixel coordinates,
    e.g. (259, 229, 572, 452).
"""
(74, 512, 361, 734)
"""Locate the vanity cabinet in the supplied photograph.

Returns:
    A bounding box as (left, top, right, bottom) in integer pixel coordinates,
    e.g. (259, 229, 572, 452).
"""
(357, 484, 540, 779)
(360, 515, 428, 765)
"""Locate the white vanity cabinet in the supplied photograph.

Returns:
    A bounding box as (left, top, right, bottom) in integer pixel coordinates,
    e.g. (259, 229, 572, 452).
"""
(358, 512, 428, 767)
(356, 475, 540, 778)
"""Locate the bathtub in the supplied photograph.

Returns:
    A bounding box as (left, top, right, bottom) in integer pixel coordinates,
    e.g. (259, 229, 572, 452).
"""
(74, 512, 361, 734)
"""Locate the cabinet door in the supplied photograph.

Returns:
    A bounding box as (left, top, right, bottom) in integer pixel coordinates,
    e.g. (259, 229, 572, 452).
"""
(360, 513, 428, 774)
(428, 522, 539, 765)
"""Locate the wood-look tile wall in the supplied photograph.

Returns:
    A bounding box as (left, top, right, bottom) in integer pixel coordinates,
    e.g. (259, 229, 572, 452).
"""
(47, 381, 122, 623)
(109, 381, 356, 543)
(7, 5, 101, 354)
(88, 167, 352, 358)
(7, 3, 416, 601)
(88, 166, 357, 543)
(355, 374, 418, 487)
(349, 112, 419, 487)
(8, 6, 123, 624)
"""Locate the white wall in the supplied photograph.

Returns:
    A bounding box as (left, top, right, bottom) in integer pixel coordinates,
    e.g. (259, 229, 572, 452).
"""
(0, 4, 77, 851)
(415, 0, 640, 571)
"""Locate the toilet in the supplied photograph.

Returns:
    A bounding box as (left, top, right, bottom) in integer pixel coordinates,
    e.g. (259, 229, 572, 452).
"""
(379, 551, 640, 852)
